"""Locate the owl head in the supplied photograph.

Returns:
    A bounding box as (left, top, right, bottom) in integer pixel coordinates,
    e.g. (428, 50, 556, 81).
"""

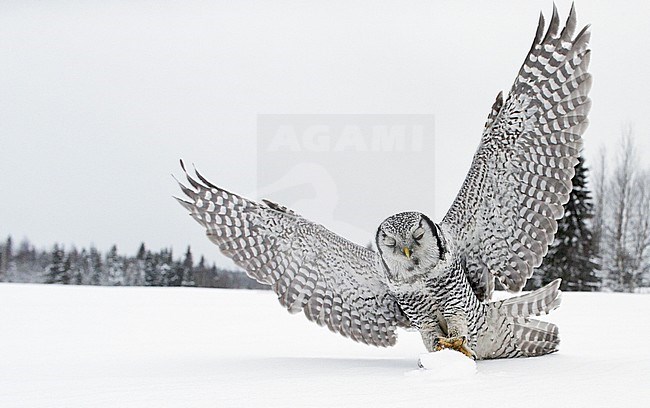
(375, 211, 446, 283)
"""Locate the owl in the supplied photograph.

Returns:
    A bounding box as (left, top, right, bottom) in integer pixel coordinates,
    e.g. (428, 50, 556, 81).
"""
(175, 5, 590, 360)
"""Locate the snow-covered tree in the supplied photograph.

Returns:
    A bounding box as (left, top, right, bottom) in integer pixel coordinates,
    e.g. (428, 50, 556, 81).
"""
(87, 247, 103, 286)
(71, 249, 86, 285)
(158, 248, 183, 287)
(630, 171, 650, 287)
(591, 147, 607, 285)
(105, 245, 125, 286)
(0, 236, 271, 290)
(193, 256, 209, 287)
(45, 244, 70, 284)
(66, 248, 81, 285)
(144, 250, 158, 286)
(124, 243, 146, 285)
(157, 248, 174, 286)
(591, 130, 650, 292)
(181, 246, 195, 287)
(14, 239, 39, 283)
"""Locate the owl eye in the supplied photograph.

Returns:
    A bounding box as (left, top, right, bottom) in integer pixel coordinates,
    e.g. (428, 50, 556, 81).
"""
(383, 236, 396, 247)
(413, 227, 425, 240)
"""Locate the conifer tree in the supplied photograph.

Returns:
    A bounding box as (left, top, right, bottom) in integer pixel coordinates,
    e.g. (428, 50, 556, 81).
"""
(157, 248, 174, 286)
(136, 243, 146, 261)
(73, 249, 87, 285)
(128, 243, 147, 285)
(181, 246, 195, 287)
(144, 250, 158, 286)
(106, 245, 125, 286)
(88, 247, 103, 285)
(45, 244, 70, 284)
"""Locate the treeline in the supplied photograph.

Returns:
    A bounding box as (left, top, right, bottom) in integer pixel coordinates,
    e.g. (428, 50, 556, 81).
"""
(0, 239, 268, 290)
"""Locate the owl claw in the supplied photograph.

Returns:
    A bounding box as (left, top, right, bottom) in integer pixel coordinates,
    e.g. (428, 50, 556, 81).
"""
(434, 336, 476, 360)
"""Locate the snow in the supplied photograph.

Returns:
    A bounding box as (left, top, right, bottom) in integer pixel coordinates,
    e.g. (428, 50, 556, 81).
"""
(416, 349, 477, 378)
(0, 284, 649, 408)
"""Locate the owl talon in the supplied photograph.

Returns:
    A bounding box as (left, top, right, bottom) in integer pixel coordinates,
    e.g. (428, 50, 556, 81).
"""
(434, 336, 476, 359)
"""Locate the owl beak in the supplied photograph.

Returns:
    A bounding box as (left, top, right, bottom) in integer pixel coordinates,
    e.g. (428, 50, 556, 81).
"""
(402, 247, 411, 259)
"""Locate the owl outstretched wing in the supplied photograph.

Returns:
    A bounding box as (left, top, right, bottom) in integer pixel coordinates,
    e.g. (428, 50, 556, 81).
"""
(442, 5, 591, 300)
(175, 161, 409, 347)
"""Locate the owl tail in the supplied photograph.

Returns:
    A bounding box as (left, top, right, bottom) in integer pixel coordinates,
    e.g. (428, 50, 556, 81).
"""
(483, 279, 562, 359)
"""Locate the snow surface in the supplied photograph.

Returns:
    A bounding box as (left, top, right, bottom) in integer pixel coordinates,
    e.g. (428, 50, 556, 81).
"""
(416, 349, 476, 378)
(1, 283, 649, 408)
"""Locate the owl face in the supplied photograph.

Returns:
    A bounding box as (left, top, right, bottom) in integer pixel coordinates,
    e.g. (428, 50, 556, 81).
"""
(375, 212, 445, 283)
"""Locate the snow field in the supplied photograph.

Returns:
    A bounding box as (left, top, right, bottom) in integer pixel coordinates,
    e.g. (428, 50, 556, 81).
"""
(0, 283, 648, 408)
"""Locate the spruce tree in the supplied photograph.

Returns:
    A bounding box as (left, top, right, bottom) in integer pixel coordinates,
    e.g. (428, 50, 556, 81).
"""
(45, 244, 70, 284)
(166, 248, 184, 287)
(527, 156, 600, 291)
(144, 250, 158, 286)
(130, 243, 147, 285)
(194, 255, 207, 287)
(106, 245, 125, 286)
(136, 243, 146, 261)
(181, 246, 195, 287)
(157, 248, 174, 286)
(73, 249, 87, 285)
(88, 247, 103, 285)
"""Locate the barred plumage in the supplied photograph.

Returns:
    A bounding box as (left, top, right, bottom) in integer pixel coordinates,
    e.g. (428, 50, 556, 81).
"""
(443, 4, 591, 299)
(176, 5, 590, 361)
(175, 161, 410, 347)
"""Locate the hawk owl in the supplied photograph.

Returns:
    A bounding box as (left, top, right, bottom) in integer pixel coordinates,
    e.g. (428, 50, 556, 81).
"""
(176, 5, 590, 360)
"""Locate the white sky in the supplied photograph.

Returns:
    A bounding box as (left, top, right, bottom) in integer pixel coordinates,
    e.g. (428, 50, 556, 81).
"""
(1, 0, 649, 267)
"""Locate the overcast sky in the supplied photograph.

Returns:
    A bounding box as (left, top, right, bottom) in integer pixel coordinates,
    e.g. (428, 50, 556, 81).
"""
(1, 0, 648, 268)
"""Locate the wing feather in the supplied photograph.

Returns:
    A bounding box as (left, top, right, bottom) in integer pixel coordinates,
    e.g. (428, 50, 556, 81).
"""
(176, 162, 409, 347)
(443, 6, 592, 298)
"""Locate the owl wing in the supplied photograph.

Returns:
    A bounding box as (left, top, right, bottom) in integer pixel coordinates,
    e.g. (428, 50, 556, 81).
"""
(175, 161, 410, 347)
(442, 5, 591, 299)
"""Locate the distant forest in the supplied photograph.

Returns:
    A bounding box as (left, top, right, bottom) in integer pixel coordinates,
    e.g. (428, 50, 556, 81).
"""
(0, 238, 268, 290)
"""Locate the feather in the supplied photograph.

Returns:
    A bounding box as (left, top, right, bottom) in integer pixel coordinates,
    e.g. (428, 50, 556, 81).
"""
(442, 5, 592, 296)
(174, 161, 410, 347)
